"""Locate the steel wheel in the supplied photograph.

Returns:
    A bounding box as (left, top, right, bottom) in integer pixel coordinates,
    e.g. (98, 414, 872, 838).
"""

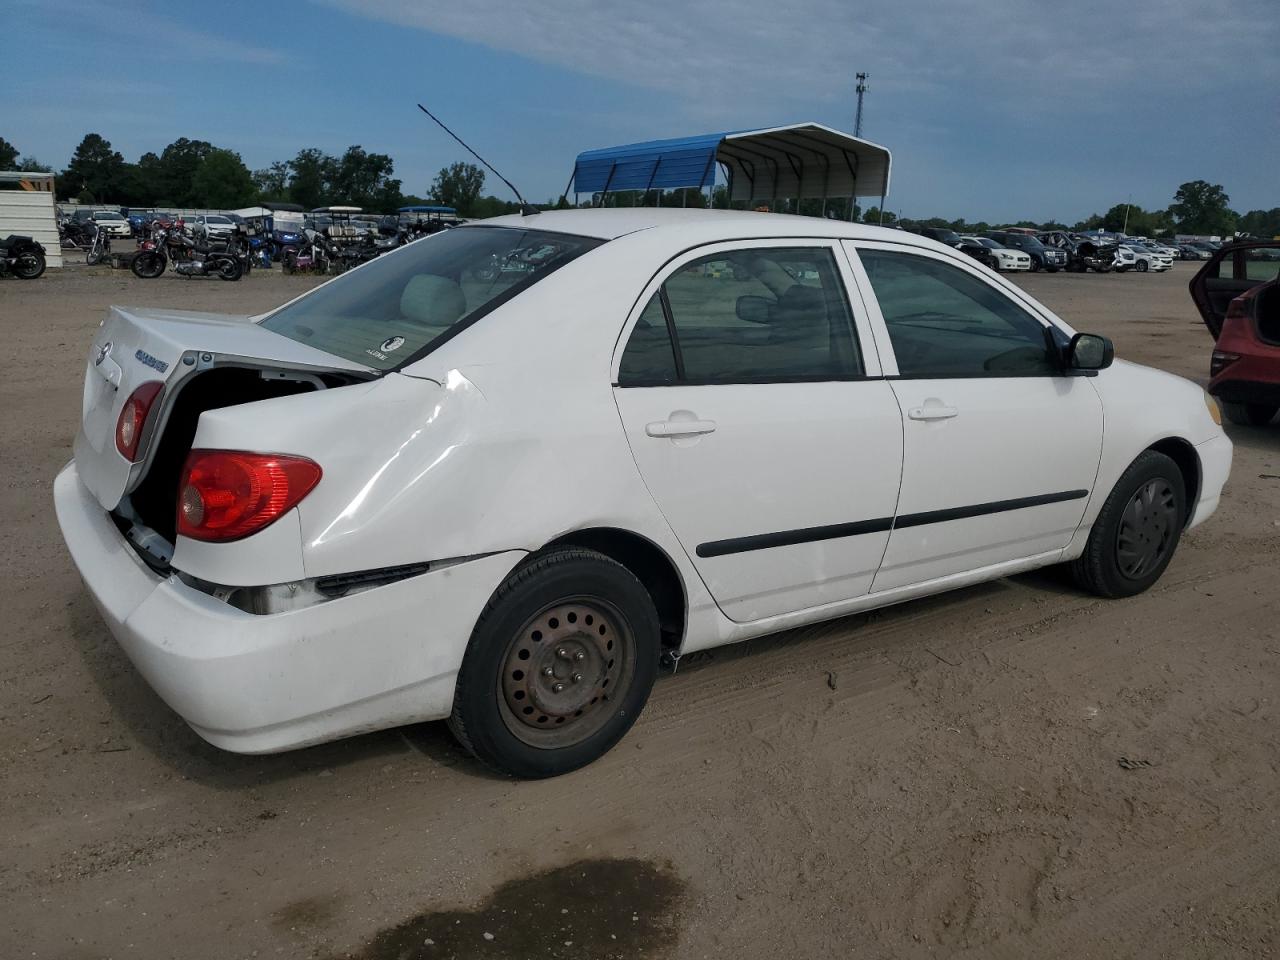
(498, 598, 635, 749)
(1115, 478, 1178, 580)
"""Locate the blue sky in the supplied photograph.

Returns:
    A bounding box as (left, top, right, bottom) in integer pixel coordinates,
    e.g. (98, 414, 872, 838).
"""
(5, 0, 1277, 222)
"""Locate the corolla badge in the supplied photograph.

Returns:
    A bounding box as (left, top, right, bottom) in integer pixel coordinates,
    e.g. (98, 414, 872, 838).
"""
(380, 336, 406, 353)
(94, 341, 112, 366)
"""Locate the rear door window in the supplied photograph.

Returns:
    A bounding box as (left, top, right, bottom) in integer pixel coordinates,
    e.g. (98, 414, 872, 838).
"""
(622, 246, 862, 384)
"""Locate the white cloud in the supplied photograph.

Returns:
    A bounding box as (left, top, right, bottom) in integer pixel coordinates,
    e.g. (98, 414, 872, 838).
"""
(316, 0, 1278, 110)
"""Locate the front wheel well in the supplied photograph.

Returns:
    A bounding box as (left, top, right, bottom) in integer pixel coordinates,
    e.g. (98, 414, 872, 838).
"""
(1146, 437, 1200, 526)
(536, 528, 686, 653)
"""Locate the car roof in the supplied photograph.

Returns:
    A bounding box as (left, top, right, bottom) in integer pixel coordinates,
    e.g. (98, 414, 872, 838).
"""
(470, 207, 917, 243)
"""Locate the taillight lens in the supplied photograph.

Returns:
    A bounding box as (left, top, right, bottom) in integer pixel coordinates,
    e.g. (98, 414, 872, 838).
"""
(115, 382, 164, 461)
(177, 450, 321, 542)
(1210, 350, 1240, 377)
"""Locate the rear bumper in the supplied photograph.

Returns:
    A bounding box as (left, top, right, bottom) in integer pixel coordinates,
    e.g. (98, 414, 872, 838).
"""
(54, 461, 522, 753)
(1189, 433, 1232, 529)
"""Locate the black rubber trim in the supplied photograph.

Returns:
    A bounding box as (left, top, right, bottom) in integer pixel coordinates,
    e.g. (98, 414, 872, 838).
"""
(695, 489, 1089, 558)
(889, 489, 1089, 530)
(696, 517, 894, 558)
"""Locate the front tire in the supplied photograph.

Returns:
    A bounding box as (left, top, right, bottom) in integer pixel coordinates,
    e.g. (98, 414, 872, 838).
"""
(1071, 450, 1186, 598)
(1136, 260, 1149, 272)
(449, 547, 660, 778)
(130, 251, 165, 279)
(1221, 401, 1277, 426)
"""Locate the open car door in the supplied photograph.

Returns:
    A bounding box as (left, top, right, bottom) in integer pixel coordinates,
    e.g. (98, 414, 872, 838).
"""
(1190, 241, 1280, 338)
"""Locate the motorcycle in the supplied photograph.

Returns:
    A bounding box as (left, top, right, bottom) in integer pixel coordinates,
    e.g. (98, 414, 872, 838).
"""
(130, 227, 245, 281)
(282, 229, 333, 275)
(0, 235, 47, 279)
(85, 223, 112, 266)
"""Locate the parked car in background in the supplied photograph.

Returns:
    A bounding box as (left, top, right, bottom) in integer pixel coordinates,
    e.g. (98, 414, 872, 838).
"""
(1175, 243, 1212, 260)
(953, 237, 1000, 270)
(1190, 240, 1280, 425)
(1124, 242, 1173, 272)
(82, 210, 132, 238)
(985, 230, 1067, 272)
(961, 236, 1031, 271)
(1039, 231, 1118, 273)
(1113, 246, 1138, 272)
(909, 226, 962, 245)
(53, 209, 1231, 777)
(191, 215, 237, 241)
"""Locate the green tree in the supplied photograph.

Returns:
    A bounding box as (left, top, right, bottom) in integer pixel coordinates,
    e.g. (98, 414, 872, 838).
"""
(253, 161, 291, 201)
(155, 138, 214, 206)
(0, 137, 20, 170)
(1169, 180, 1237, 235)
(191, 148, 256, 208)
(16, 156, 52, 173)
(134, 152, 168, 205)
(1238, 208, 1280, 239)
(469, 195, 519, 219)
(61, 133, 125, 202)
(288, 147, 336, 210)
(430, 162, 485, 216)
(330, 145, 402, 209)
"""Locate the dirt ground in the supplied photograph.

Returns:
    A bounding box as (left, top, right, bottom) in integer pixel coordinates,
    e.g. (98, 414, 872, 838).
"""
(2, 257, 1278, 960)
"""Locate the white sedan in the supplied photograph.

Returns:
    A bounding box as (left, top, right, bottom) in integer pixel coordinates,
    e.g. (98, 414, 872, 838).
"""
(54, 209, 1232, 777)
(960, 235, 1032, 271)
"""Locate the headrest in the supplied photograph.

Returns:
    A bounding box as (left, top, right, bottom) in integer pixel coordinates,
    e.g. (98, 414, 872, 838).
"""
(400, 274, 467, 327)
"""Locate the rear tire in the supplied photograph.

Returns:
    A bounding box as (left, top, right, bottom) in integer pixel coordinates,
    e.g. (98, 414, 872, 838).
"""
(1221, 401, 1277, 426)
(216, 258, 242, 281)
(12, 251, 45, 279)
(448, 547, 660, 778)
(1071, 450, 1186, 599)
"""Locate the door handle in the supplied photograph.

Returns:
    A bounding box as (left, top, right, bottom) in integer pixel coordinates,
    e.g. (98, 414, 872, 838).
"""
(907, 403, 958, 421)
(645, 419, 717, 438)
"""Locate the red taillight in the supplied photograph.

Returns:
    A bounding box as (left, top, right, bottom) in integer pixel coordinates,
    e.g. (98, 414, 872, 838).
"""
(115, 381, 164, 461)
(1210, 350, 1240, 377)
(177, 450, 321, 542)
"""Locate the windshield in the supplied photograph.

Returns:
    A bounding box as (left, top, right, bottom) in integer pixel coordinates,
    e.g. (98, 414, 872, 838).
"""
(260, 226, 602, 371)
(97, 212, 125, 220)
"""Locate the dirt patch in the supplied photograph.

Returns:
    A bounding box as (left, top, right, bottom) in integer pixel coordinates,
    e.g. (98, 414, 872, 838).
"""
(339, 859, 683, 960)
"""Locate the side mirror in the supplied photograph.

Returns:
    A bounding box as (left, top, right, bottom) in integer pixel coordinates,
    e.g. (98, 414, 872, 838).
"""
(736, 295, 773, 324)
(1068, 332, 1114, 371)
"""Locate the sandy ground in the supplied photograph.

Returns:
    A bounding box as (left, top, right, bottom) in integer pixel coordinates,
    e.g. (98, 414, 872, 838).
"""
(2, 256, 1278, 960)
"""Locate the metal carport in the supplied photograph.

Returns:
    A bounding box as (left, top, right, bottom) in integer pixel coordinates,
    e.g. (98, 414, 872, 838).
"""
(569, 122, 891, 218)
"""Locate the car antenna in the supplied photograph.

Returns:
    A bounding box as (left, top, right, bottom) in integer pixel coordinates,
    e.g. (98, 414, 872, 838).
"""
(416, 104, 539, 216)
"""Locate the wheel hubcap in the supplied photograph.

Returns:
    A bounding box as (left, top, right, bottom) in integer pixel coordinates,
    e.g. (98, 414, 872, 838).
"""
(1116, 478, 1177, 579)
(499, 599, 631, 747)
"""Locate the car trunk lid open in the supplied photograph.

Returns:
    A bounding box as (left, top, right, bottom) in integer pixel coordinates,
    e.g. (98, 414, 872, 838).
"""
(75, 306, 376, 517)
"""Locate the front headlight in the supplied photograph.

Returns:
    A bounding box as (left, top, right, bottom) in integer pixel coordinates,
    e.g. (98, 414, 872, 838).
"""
(1204, 391, 1222, 425)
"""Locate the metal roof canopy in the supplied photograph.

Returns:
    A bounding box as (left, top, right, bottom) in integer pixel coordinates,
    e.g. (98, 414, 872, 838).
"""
(571, 122, 890, 206)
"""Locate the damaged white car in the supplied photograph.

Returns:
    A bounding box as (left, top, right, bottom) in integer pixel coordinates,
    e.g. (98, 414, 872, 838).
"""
(55, 209, 1231, 777)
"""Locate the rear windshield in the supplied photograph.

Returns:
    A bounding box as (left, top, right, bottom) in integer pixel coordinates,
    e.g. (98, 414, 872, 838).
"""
(260, 226, 602, 371)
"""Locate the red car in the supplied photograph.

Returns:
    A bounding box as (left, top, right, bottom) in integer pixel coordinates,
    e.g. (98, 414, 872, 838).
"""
(1190, 240, 1280, 425)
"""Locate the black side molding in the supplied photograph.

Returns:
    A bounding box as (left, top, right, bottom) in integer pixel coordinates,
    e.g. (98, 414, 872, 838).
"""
(696, 517, 894, 558)
(891, 489, 1089, 530)
(695, 489, 1089, 559)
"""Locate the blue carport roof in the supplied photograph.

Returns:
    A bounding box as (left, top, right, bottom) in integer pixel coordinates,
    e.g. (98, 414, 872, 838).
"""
(572, 122, 891, 202)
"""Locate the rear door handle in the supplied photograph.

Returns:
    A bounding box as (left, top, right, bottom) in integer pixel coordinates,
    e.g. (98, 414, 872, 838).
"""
(646, 419, 717, 438)
(907, 404, 958, 421)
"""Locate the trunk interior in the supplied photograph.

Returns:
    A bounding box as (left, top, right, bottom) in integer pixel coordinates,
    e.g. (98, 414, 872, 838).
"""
(122, 366, 364, 555)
